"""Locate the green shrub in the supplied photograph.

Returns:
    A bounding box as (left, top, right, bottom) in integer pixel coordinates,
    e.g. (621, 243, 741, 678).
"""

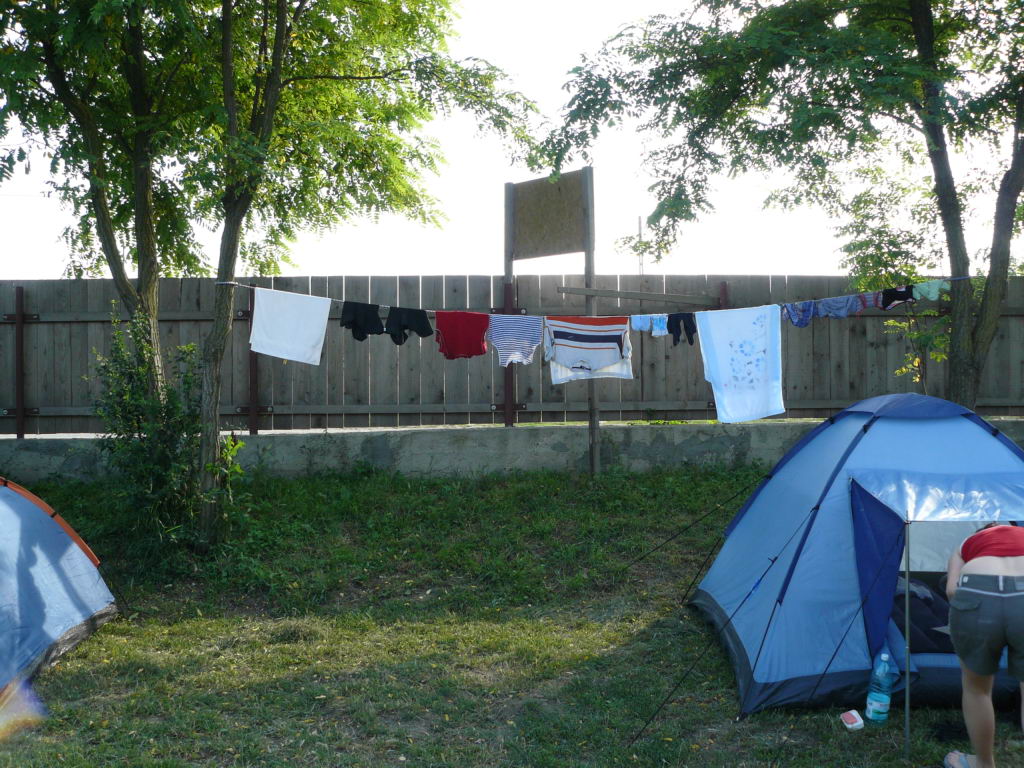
(94, 311, 202, 558)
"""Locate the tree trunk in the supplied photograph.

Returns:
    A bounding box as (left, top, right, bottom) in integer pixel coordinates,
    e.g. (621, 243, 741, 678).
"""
(122, 4, 165, 392)
(958, 88, 1024, 408)
(909, 0, 976, 408)
(197, 204, 247, 548)
(196, 0, 289, 548)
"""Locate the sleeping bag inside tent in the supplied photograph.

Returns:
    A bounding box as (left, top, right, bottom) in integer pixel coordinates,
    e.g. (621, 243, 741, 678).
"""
(690, 394, 1024, 715)
(0, 477, 116, 691)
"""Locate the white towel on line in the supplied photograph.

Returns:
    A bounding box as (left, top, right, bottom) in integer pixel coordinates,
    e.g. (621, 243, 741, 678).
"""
(249, 287, 332, 365)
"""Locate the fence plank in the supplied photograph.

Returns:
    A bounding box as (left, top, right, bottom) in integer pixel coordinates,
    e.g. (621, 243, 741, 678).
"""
(617, 274, 644, 421)
(781, 276, 816, 411)
(397, 275, 423, 427)
(324, 276, 346, 429)
(555, 274, 588, 422)
(664, 275, 711, 420)
(864, 293, 887, 400)
(637, 274, 668, 420)
(442, 275, 469, 425)
(305, 275, 330, 429)
(83, 280, 104, 430)
(289, 276, 315, 430)
(363, 275, 396, 427)
(805, 276, 832, 419)
(250, 276, 275, 431)
(980, 281, 1011, 416)
(178, 278, 202, 348)
(589, 275, 623, 421)
(341, 276, 370, 428)
(538, 274, 566, 422)
(1007, 277, 1024, 417)
(228, 280, 250, 433)
(159, 278, 183, 384)
(368, 276, 399, 427)
(64, 278, 91, 433)
(86, 280, 122, 432)
(419, 276, 445, 426)
(46, 279, 71, 434)
(14, 283, 39, 434)
(27, 281, 55, 434)
(514, 274, 542, 423)
(825, 276, 852, 410)
(467, 275, 493, 424)
(489, 275, 506, 423)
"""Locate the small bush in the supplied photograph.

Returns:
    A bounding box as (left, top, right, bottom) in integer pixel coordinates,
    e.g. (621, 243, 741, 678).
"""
(94, 311, 202, 561)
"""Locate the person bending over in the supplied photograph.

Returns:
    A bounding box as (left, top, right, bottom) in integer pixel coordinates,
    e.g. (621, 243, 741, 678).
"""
(944, 522, 1024, 768)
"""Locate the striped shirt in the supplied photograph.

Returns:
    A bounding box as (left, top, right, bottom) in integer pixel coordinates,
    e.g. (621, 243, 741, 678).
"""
(486, 314, 544, 366)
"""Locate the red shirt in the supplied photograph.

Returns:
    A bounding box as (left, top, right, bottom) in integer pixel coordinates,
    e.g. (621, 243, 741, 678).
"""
(960, 525, 1024, 562)
(434, 311, 489, 360)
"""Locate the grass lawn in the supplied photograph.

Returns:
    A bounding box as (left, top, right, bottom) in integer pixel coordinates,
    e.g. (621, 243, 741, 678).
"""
(1, 466, 1013, 767)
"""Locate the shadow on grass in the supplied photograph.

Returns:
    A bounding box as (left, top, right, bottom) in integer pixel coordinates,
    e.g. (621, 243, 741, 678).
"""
(17, 591, 1006, 768)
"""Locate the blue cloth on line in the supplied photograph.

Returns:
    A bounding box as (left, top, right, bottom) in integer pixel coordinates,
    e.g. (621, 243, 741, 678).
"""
(782, 301, 816, 328)
(815, 295, 863, 319)
(630, 314, 669, 336)
(630, 314, 653, 331)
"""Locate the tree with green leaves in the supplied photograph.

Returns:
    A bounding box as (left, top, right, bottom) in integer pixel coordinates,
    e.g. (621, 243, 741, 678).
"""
(192, 0, 532, 543)
(2, 0, 533, 546)
(1, 1, 210, 390)
(541, 0, 1024, 408)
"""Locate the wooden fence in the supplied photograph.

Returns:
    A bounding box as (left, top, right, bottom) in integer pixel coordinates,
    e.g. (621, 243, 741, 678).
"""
(2, 275, 1023, 435)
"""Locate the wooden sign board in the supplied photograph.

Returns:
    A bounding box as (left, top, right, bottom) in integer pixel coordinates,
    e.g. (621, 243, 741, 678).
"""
(510, 169, 590, 260)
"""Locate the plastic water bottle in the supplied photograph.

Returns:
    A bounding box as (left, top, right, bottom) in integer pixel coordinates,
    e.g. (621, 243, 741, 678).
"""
(864, 652, 893, 724)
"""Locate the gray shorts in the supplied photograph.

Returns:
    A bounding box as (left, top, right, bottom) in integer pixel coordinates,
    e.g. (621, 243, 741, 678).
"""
(949, 574, 1024, 678)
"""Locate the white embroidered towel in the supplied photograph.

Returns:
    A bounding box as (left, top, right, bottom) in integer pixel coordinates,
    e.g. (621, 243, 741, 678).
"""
(695, 305, 784, 423)
(250, 287, 332, 365)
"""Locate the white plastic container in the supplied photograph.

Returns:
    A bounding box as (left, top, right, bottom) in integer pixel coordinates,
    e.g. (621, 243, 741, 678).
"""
(840, 710, 864, 731)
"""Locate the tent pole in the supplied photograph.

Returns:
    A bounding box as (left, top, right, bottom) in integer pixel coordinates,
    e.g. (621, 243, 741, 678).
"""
(904, 520, 911, 762)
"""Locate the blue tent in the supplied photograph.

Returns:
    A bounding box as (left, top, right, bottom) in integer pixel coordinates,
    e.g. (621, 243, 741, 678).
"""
(0, 477, 116, 691)
(692, 394, 1024, 715)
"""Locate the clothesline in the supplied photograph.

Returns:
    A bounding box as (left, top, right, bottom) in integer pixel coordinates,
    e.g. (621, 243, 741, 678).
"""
(216, 280, 443, 318)
(237, 275, 968, 425)
(218, 275, 969, 320)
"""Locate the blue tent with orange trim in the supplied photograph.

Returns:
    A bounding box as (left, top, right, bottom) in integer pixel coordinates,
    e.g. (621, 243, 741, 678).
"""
(691, 394, 1024, 714)
(1, 477, 116, 690)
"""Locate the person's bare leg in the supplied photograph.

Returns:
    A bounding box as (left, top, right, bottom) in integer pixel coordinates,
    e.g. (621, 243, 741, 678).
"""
(958, 664, 996, 768)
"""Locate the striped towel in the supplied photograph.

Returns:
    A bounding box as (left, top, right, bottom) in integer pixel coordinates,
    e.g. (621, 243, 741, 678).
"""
(543, 316, 630, 374)
(486, 314, 543, 366)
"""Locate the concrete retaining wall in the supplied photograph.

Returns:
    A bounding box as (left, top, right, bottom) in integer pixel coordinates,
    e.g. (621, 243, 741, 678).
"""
(3, 419, 1024, 484)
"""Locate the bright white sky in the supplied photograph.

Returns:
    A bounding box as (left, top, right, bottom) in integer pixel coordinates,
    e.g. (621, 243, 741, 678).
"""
(0, 0, 848, 280)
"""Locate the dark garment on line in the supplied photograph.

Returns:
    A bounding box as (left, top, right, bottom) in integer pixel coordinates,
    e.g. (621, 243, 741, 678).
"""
(384, 307, 433, 345)
(340, 301, 384, 341)
(881, 286, 916, 311)
(667, 312, 697, 346)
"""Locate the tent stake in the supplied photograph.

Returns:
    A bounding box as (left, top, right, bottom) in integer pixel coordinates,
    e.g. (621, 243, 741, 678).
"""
(904, 520, 911, 762)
